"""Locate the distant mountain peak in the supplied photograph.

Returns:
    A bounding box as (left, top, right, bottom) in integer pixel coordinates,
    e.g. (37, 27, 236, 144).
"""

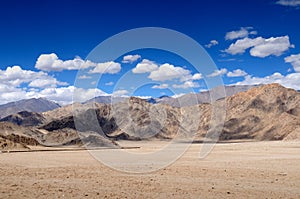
(158, 95, 171, 99)
(0, 98, 60, 119)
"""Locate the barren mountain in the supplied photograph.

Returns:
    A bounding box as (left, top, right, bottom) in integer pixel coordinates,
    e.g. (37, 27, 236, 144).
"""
(0, 111, 46, 126)
(0, 120, 119, 150)
(222, 83, 300, 141)
(0, 122, 41, 150)
(39, 83, 300, 142)
(0, 83, 299, 151)
(0, 98, 60, 119)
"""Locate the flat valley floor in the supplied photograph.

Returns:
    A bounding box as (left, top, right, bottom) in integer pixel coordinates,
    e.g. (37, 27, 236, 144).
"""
(0, 141, 300, 198)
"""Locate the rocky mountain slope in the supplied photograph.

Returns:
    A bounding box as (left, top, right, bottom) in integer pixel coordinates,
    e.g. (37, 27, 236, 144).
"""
(0, 98, 60, 119)
(0, 111, 46, 126)
(39, 83, 300, 142)
(0, 83, 299, 150)
(221, 83, 300, 140)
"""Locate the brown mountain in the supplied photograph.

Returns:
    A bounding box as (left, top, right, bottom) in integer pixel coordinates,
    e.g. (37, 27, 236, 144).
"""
(38, 84, 300, 142)
(222, 83, 300, 141)
(1, 83, 300, 151)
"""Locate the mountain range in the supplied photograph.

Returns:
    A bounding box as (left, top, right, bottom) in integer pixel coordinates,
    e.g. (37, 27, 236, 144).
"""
(0, 83, 299, 151)
(0, 85, 257, 119)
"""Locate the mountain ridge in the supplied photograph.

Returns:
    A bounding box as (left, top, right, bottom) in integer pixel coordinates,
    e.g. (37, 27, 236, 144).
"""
(0, 98, 60, 119)
(1, 83, 299, 150)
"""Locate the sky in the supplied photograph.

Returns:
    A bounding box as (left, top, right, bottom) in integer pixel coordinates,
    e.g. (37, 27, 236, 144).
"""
(0, 0, 300, 105)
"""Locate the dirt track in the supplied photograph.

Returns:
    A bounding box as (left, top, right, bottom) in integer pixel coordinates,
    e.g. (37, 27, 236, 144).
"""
(0, 141, 300, 198)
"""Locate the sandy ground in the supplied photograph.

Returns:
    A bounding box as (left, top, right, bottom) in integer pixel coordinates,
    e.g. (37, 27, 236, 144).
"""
(0, 141, 300, 199)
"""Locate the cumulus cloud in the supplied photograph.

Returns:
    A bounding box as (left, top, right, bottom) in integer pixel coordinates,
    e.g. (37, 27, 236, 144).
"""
(227, 69, 248, 77)
(152, 84, 169, 89)
(133, 60, 202, 84)
(88, 61, 121, 74)
(225, 36, 294, 57)
(0, 65, 67, 88)
(225, 37, 264, 55)
(28, 79, 68, 88)
(0, 88, 28, 104)
(132, 59, 158, 73)
(205, 40, 219, 48)
(0, 64, 112, 105)
(207, 68, 228, 77)
(284, 53, 300, 72)
(225, 27, 257, 40)
(35, 53, 96, 71)
(0, 84, 108, 105)
(235, 72, 300, 90)
(122, 54, 141, 63)
(44, 86, 108, 105)
(148, 63, 191, 82)
(276, 0, 300, 7)
(179, 73, 203, 82)
(191, 73, 203, 80)
(250, 36, 294, 58)
(35, 53, 122, 74)
(172, 81, 200, 89)
(112, 89, 129, 96)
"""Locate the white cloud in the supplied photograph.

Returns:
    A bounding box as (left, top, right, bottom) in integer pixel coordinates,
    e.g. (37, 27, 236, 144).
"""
(225, 37, 265, 55)
(192, 73, 203, 80)
(105, 81, 114, 86)
(152, 84, 169, 89)
(0, 85, 108, 105)
(225, 27, 257, 40)
(132, 59, 158, 73)
(207, 68, 228, 77)
(250, 36, 294, 58)
(78, 75, 92, 79)
(0, 65, 67, 88)
(0, 88, 28, 104)
(35, 53, 122, 74)
(235, 72, 300, 90)
(35, 53, 96, 71)
(227, 69, 248, 77)
(0, 65, 110, 105)
(133, 60, 201, 83)
(42, 86, 107, 105)
(225, 36, 294, 58)
(112, 89, 129, 96)
(284, 53, 300, 72)
(175, 72, 203, 82)
(88, 61, 121, 74)
(148, 63, 191, 82)
(173, 81, 200, 89)
(205, 40, 219, 48)
(276, 0, 300, 7)
(122, 54, 141, 63)
(28, 79, 68, 88)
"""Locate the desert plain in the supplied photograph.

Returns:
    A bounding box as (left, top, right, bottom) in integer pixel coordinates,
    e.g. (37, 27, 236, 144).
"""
(0, 140, 300, 199)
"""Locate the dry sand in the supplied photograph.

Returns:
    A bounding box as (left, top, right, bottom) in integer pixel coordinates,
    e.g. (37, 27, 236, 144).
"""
(0, 141, 300, 198)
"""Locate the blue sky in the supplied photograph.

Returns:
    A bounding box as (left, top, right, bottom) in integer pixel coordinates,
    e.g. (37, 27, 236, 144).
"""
(0, 0, 300, 105)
